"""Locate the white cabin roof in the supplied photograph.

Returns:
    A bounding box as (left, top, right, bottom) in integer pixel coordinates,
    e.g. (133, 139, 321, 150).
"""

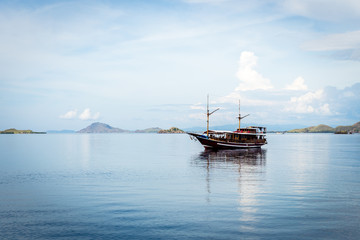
(205, 130, 266, 136)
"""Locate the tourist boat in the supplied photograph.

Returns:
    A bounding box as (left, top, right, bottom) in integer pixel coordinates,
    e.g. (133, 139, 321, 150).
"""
(188, 97, 267, 149)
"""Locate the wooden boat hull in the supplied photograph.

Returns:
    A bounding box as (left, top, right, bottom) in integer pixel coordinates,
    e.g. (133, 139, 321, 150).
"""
(188, 133, 265, 149)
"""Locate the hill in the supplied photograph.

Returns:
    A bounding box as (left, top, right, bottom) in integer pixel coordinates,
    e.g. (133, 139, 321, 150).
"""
(0, 128, 46, 134)
(287, 124, 335, 133)
(334, 122, 360, 133)
(77, 122, 129, 133)
(158, 127, 185, 134)
(288, 122, 360, 133)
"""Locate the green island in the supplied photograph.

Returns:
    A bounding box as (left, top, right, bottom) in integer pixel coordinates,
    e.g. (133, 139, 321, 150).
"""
(288, 122, 360, 134)
(0, 128, 46, 134)
(158, 127, 185, 134)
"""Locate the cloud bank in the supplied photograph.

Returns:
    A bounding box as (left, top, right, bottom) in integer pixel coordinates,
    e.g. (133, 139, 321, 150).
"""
(285, 89, 329, 114)
(205, 51, 360, 126)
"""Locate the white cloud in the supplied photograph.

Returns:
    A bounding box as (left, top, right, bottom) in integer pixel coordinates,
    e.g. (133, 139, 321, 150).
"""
(285, 77, 308, 90)
(60, 109, 77, 119)
(285, 89, 332, 114)
(60, 108, 100, 120)
(79, 108, 100, 120)
(235, 51, 273, 91)
(216, 52, 275, 106)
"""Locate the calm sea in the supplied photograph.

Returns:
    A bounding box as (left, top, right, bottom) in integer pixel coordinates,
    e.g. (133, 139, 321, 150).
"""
(0, 133, 360, 239)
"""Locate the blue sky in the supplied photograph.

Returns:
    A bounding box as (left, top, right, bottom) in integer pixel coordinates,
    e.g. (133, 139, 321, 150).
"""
(1, 0, 360, 131)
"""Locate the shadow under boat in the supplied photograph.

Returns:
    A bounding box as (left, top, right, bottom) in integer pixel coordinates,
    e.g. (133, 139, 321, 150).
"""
(192, 148, 267, 168)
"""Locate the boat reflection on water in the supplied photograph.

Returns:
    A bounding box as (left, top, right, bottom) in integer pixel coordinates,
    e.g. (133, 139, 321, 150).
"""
(193, 148, 267, 169)
(192, 148, 267, 226)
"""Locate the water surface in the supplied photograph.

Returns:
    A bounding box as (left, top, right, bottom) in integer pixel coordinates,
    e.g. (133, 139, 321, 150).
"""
(0, 133, 359, 239)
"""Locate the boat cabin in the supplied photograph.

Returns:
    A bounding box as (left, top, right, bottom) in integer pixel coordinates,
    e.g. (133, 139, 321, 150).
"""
(204, 126, 267, 144)
(234, 126, 266, 134)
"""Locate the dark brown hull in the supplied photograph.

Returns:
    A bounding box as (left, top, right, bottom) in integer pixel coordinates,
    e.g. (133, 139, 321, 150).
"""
(188, 133, 265, 149)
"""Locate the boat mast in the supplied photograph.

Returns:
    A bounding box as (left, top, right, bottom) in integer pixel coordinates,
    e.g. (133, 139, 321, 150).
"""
(206, 95, 219, 137)
(238, 100, 241, 130)
(207, 95, 209, 137)
(237, 99, 249, 131)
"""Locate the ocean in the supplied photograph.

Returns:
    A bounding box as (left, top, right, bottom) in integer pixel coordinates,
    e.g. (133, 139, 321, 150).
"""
(1, 133, 359, 239)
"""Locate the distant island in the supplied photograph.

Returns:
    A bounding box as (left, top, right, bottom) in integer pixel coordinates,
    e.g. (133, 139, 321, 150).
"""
(4, 121, 359, 135)
(288, 122, 360, 134)
(77, 122, 130, 133)
(1, 124, 184, 134)
(158, 127, 185, 134)
(10, 121, 359, 135)
(0, 128, 46, 134)
(76, 122, 184, 134)
(288, 124, 335, 133)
